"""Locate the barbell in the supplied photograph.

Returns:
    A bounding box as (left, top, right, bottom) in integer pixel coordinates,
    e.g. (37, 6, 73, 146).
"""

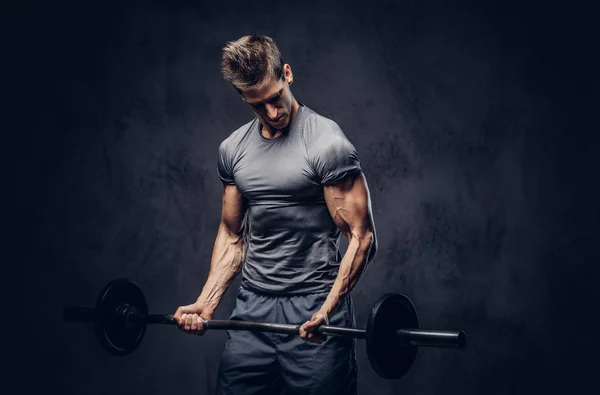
(63, 278, 467, 379)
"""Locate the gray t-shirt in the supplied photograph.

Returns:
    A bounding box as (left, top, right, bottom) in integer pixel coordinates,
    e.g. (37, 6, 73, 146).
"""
(217, 103, 362, 294)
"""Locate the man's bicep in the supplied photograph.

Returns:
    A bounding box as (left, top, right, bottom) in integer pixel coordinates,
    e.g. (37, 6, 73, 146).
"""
(220, 184, 247, 235)
(323, 173, 374, 237)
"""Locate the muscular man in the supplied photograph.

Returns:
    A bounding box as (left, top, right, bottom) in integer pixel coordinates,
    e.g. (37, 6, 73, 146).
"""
(173, 34, 378, 395)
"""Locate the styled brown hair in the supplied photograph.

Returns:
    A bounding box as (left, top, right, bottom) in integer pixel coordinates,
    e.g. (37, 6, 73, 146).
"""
(221, 34, 285, 93)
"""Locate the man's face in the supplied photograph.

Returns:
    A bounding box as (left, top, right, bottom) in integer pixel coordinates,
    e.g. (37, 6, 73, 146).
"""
(241, 68, 294, 130)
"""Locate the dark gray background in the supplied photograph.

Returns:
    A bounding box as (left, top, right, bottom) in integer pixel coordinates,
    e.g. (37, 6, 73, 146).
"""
(9, 0, 599, 394)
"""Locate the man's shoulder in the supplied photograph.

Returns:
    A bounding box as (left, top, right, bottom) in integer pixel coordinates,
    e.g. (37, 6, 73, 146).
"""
(301, 106, 348, 149)
(302, 105, 340, 131)
(219, 117, 257, 152)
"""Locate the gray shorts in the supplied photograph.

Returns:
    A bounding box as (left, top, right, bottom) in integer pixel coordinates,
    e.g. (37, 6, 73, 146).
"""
(215, 285, 358, 395)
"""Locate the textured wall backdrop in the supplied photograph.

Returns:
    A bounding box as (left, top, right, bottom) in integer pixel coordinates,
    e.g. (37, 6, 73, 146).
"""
(13, 0, 599, 394)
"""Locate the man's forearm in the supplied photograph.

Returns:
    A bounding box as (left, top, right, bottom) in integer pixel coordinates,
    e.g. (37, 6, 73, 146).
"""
(196, 223, 245, 311)
(320, 231, 376, 316)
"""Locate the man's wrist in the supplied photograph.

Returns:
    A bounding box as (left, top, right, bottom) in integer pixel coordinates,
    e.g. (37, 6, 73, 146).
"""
(320, 297, 338, 317)
(317, 308, 331, 324)
(195, 297, 218, 312)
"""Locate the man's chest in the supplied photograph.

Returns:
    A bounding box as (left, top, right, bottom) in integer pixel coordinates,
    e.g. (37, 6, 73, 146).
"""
(232, 142, 321, 201)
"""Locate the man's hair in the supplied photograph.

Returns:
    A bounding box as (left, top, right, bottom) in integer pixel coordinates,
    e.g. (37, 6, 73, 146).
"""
(221, 34, 285, 93)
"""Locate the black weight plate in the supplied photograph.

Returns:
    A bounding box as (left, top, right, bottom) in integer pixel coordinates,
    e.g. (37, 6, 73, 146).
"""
(94, 279, 148, 355)
(366, 293, 419, 379)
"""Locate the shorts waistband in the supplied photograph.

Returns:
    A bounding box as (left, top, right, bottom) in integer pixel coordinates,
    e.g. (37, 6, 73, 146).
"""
(240, 283, 331, 298)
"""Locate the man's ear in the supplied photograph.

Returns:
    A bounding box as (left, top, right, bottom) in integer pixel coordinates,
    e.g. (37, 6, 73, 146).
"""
(283, 64, 293, 85)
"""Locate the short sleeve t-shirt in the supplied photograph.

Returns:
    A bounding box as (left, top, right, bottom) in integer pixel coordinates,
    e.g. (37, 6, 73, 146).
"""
(217, 103, 362, 294)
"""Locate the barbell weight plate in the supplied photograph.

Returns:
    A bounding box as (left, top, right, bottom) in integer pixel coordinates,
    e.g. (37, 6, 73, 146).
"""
(366, 293, 419, 380)
(94, 278, 148, 356)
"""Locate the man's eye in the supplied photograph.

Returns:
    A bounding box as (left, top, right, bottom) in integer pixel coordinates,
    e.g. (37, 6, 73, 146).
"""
(249, 92, 281, 108)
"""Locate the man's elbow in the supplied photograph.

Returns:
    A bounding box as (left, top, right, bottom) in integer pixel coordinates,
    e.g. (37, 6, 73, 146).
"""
(359, 230, 377, 262)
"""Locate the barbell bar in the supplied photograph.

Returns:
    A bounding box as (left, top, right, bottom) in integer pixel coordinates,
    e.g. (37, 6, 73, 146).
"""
(63, 279, 467, 379)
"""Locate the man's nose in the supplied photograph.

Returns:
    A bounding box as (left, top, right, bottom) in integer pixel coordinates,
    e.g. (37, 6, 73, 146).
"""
(265, 104, 278, 119)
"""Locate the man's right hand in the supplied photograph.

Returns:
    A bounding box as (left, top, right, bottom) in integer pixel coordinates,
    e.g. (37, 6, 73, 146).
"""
(173, 302, 214, 336)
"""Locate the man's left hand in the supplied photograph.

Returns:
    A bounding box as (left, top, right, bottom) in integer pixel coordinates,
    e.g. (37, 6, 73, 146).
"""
(299, 311, 329, 344)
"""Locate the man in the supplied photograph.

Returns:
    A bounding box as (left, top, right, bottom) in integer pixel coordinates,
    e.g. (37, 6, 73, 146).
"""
(173, 34, 378, 394)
